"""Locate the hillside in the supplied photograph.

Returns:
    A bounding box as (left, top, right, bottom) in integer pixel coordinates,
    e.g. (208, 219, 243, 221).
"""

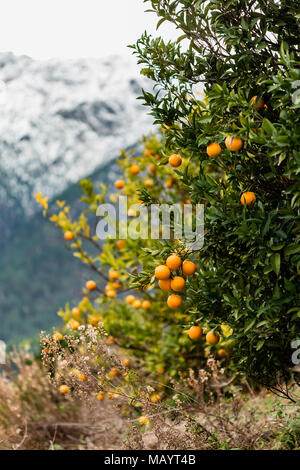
(0, 51, 151, 344)
(0, 155, 124, 344)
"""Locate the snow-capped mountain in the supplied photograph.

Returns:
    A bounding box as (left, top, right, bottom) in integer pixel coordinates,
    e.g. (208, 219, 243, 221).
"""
(0, 52, 152, 219)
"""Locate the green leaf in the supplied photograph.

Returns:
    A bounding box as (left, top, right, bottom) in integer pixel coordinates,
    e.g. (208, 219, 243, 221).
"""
(271, 244, 284, 251)
(262, 118, 276, 135)
(156, 17, 167, 29)
(177, 34, 187, 43)
(256, 340, 265, 351)
(271, 253, 281, 276)
(244, 318, 256, 333)
(284, 244, 300, 256)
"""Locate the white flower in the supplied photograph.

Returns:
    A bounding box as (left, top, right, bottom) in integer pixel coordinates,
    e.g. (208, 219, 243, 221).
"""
(191, 82, 204, 99)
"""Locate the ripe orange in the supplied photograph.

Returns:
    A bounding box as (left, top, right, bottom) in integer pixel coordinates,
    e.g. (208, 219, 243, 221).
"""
(206, 331, 220, 345)
(169, 154, 182, 168)
(125, 295, 135, 304)
(109, 368, 119, 377)
(171, 276, 185, 292)
(109, 269, 119, 281)
(166, 254, 182, 271)
(148, 164, 156, 173)
(167, 294, 182, 310)
(132, 299, 142, 309)
(139, 416, 149, 425)
(107, 336, 115, 345)
(145, 179, 154, 187)
(188, 326, 203, 340)
(155, 265, 171, 280)
(218, 349, 227, 358)
(97, 393, 104, 401)
(130, 164, 140, 175)
(72, 307, 80, 316)
(156, 365, 165, 375)
(88, 315, 99, 326)
(225, 135, 243, 151)
(250, 95, 264, 110)
(59, 385, 70, 394)
(53, 332, 63, 342)
(151, 394, 161, 403)
(86, 280, 96, 291)
(207, 143, 221, 158)
(69, 319, 80, 330)
(115, 179, 125, 189)
(182, 260, 196, 276)
(106, 290, 116, 299)
(78, 373, 87, 382)
(158, 279, 172, 291)
(240, 191, 256, 206)
(142, 300, 151, 310)
(123, 358, 131, 367)
(165, 179, 173, 189)
(145, 149, 153, 157)
(112, 281, 122, 290)
(64, 231, 74, 241)
(116, 240, 126, 250)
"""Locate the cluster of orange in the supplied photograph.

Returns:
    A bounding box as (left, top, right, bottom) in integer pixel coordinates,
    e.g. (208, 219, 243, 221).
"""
(187, 325, 226, 357)
(59, 386, 117, 401)
(206, 135, 255, 206)
(154, 254, 228, 356)
(154, 254, 196, 310)
(125, 294, 151, 310)
(84, 267, 121, 300)
(204, 96, 265, 208)
(114, 149, 159, 191)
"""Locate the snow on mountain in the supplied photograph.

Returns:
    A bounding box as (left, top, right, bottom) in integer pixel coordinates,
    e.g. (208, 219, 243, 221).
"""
(0, 52, 152, 217)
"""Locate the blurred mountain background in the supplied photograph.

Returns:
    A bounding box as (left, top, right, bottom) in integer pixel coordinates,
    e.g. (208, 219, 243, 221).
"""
(0, 52, 152, 344)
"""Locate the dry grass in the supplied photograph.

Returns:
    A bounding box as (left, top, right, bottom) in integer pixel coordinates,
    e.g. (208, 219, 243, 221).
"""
(0, 346, 127, 450)
(0, 327, 298, 450)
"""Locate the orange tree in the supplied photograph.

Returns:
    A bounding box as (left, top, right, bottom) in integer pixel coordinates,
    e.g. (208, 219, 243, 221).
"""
(128, 0, 300, 392)
(37, 135, 234, 383)
(37, 0, 300, 394)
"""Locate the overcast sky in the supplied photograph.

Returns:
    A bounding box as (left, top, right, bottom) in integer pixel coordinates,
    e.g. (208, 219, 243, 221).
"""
(0, 0, 180, 60)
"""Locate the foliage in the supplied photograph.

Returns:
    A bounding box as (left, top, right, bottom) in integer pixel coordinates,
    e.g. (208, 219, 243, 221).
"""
(36, 0, 300, 394)
(39, 138, 228, 381)
(128, 0, 300, 389)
